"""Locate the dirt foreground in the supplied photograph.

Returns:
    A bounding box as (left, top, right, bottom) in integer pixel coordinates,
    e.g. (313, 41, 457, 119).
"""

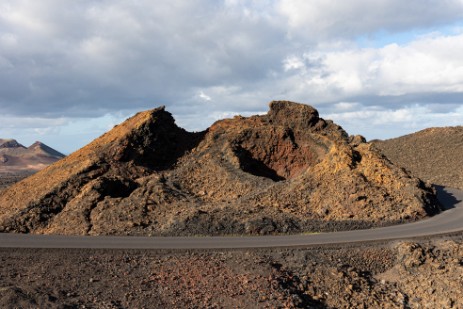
(1, 234, 462, 308)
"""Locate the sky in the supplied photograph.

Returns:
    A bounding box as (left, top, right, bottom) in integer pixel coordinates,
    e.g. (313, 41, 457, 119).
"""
(1, 0, 462, 153)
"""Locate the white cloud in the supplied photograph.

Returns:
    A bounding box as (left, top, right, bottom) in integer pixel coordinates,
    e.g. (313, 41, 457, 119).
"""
(0, 0, 289, 117)
(283, 56, 305, 71)
(198, 91, 212, 101)
(277, 0, 463, 40)
(334, 102, 361, 111)
(279, 32, 463, 101)
(0, 0, 462, 151)
(325, 104, 463, 140)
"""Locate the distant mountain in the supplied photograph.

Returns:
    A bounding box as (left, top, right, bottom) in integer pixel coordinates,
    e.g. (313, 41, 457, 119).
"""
(0, 139, 65, 174)
(27, 141, 65, 159)
(0, 139, 25, 149)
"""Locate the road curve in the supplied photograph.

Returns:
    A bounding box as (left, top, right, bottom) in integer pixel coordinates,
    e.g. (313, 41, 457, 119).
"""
(0, 187, 462, 249)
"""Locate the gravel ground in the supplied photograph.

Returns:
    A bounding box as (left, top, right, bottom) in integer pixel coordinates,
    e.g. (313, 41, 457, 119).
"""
(1, 235, 463, 308)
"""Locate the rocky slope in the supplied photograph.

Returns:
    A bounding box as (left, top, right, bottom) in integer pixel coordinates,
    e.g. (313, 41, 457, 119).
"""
(374, 126, 463, 190)
(0, 101, 440, 235)
(0, 139, 64, 174)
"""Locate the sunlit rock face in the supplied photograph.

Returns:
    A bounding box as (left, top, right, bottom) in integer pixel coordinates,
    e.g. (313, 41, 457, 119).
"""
(0, 101, 440, 236)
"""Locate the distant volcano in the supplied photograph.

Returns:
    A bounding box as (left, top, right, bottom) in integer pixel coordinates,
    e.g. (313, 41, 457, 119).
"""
(0, 101, 440, 235)
(0, 139, 64, 174)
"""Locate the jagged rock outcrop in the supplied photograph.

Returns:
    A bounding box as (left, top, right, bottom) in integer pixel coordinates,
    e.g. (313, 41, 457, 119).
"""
(0, 101, 440, 235)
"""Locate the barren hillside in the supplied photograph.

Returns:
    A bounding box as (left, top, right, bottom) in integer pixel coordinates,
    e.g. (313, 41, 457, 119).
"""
(374, 127, 463, 190)
(0, 101, 440, 235)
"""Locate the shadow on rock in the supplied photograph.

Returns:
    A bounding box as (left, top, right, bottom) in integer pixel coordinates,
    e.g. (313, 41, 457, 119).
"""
(435, 185, 460, 210)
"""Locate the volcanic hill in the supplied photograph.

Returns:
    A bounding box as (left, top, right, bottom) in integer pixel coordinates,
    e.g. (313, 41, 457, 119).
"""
(374, 127, 463, 190)
(0, 101, 440, 235)
(0, 139, 65, 174)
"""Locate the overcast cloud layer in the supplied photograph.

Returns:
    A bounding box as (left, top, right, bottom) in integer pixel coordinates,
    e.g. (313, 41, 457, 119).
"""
(1, 0, 462, 152)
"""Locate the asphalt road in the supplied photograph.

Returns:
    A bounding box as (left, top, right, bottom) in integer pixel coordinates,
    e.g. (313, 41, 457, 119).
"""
(0, 187, 462, 249)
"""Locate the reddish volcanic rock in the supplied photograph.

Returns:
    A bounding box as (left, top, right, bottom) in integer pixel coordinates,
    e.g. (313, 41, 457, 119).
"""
(0, 101, 440, 235)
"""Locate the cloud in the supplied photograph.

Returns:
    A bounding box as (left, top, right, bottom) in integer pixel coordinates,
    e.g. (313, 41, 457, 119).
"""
(277, 0, 463, 40)
(333, 102, 361, 111)
(198, 91, 212, 101)
(0, 0, 289, 118)
(325, 104, 463, 141)
(0, 115, 66, 129)
(278, 32, 463, 104)
(0, 0, 462, 151)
